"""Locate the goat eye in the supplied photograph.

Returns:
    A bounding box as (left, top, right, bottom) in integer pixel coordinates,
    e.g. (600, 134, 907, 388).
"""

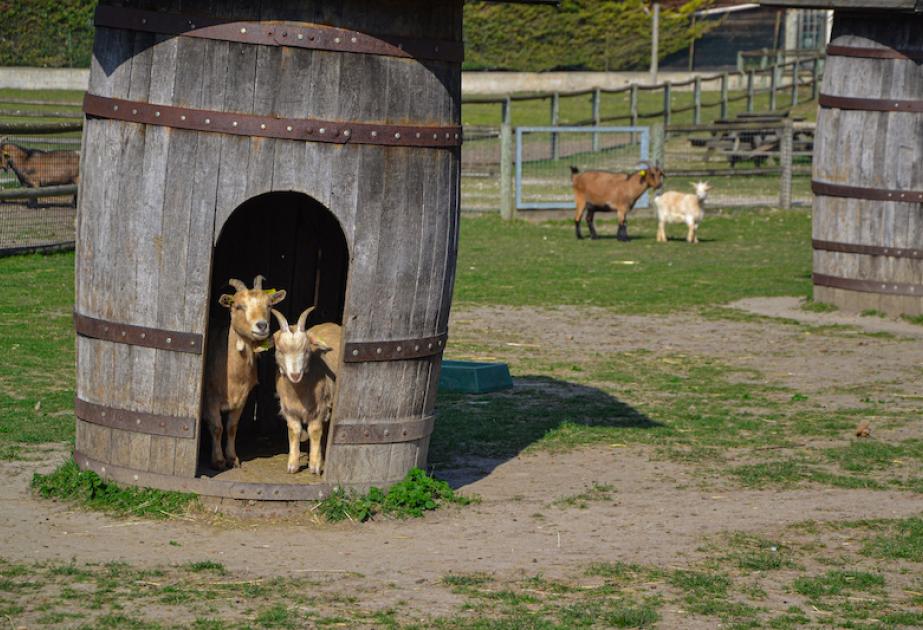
(235, 305, 243, 311)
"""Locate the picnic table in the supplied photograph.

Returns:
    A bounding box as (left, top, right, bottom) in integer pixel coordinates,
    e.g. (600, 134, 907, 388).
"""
(689, 111, 814, 168)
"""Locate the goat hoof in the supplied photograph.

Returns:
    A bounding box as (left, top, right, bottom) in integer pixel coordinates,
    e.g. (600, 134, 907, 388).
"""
(287, 463, 299, 474)
(211, 458, 226, 470)
(228, 457, 241, 469)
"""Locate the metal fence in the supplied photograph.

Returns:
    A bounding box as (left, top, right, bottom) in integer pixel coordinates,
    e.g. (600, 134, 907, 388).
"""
(515, 126, 650, 211)
(461, 55, 822, 215)
(659, 121, 814, 209)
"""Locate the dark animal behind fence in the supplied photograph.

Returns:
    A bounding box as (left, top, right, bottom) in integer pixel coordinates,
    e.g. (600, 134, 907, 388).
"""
(0, 141, 80, 207)
(571, 164, 664, 241)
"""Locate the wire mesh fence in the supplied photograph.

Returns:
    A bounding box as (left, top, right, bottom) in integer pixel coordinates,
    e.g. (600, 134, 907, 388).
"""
(515, 127, 650, 210)
(0, 135, 80, 254)
(661, 122, 813, 208)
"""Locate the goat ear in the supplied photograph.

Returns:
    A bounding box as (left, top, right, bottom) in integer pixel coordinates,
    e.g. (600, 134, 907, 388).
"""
(307, 333, 333, 352)
(218, 294, 235, 308)
(268, 289, 286, 305)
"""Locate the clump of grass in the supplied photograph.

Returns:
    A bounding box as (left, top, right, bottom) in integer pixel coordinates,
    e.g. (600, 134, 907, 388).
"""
(802, 299, 837, 313)
(861, 309, 886, 318)
(442, 573, 493, 588)
(185, 561, 225, 574)
(31, 459, 197, 518)
(317, 468, 474, 522)
(861, 517, 923, 562)
(792, 570, 885, 599)
(552, 482, 615, 509)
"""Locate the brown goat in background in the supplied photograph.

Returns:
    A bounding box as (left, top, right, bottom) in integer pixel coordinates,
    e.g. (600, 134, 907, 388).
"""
(571, 165, 664, 241)
(1, 141, 80, 207)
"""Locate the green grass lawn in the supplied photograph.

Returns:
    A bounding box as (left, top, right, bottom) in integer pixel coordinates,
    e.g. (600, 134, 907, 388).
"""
(454, 210, 811, 310)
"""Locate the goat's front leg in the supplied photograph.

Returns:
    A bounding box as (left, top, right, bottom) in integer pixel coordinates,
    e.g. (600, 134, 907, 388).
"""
(616, 209, 630, 242)
(307, 418, 325, 475)
(686, 219, 697, 243)
(204, 400, 226, 470)
(282, 413, 303, 474)
(656, 220, 667, 242)
(224, 407, 244, 468)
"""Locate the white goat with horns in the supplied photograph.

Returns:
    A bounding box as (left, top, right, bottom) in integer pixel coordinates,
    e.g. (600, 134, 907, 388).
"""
(272, 307, 341, 474)
(203, 275, 286, 470)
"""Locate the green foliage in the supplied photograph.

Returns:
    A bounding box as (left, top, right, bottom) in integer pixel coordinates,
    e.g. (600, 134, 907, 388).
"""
(464, 0, 719, 71)
(792, 570, 885, 599)
(317, 468, 473, 522)
(0, 0, 95, 67)
(31, 459, 197, 518)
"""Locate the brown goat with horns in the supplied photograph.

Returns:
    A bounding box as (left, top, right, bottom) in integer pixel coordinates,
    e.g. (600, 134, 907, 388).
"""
(571, 164, 664, 241)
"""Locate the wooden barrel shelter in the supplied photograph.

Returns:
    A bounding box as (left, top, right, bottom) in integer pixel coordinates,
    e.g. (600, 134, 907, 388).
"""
(72, 0, 535, 501)
(766, 0, 923, 315)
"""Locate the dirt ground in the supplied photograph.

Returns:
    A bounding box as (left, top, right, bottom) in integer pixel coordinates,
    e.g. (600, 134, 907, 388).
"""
(3, 298, 923, 623)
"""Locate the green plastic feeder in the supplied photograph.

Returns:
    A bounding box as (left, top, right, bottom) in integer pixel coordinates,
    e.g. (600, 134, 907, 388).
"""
(439, 360, 513, 394)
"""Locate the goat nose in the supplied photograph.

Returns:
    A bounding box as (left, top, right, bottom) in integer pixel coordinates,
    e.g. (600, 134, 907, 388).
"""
(255, 320, 268, 332)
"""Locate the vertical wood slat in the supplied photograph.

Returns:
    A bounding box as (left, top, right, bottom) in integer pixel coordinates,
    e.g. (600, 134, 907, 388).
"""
(812, 11, 923, 317)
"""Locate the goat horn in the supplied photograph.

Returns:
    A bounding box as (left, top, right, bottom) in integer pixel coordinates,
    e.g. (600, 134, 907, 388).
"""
(227, 278, 247, 292)
(271, 309, 290, 333)
(252, 274, 265, 290)
(296, 306, 316, 333)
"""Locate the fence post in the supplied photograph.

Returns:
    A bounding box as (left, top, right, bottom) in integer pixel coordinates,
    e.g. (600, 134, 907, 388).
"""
(779, 118, 793, 210)
(720, 72, 729, 120)
(663, 82, 672, 126)
(746, 70, 755, 112)
(592, 88, 601, 151)
(630, 83, 639, 128)
(500, 97, 514, 221)
(769, 64, 777, 111)
(651, 122, 665, 167)
(693, 76, 701, 124)
(550, 92, 560, 160)
(790, 60, 799, 107)
(811, 56, 820, 101)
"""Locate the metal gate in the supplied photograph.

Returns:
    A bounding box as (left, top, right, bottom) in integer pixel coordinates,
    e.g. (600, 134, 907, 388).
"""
(515, 126, 650, 210)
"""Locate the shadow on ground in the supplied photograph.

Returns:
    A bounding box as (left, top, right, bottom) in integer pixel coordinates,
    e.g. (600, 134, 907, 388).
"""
(430, 375, 661, 488)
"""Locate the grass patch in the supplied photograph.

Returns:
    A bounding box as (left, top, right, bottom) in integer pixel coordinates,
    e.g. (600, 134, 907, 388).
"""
(453, 211, 811, 312)
(552, 482, 615, 509)
(861, 517, 923, 562)
(802, 298, 837, 313)
(317, 467, 474, 522)
(31, 459, 197, 518)
(0, 252, 76, 457)
(792, 570, 885, 599)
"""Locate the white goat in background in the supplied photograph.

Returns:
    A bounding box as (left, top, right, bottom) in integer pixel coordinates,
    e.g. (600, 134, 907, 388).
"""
(272, 307, 341, 474)
(655, 181, 711, 243)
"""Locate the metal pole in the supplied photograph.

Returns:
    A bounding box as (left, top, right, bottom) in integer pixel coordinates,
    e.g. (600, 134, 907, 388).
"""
(550, 92, 560, 160)
(650, 2, 660, 84)
(500, 97, 514, 220)
(790, 60, 799, 107)
(779, 118, 793, 210)
(630, 84, 639, 128)
(592, 88, 601, 152)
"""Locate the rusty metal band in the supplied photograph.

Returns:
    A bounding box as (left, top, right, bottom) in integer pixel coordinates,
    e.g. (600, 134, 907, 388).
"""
(94, 5, 463, 64)
(813, 273, 923, 297)
(812, 180, 923, 204)
(343, 332, 448, 363)
(332, 415, 434, 445)
(818, 93, 923, 113)
(83, 94, 462, 148)
(76, 397, 195, 439)
(74, 311, 203, 354)
(813, 239, 923, 260)
(826, 44, 923, 61)
(74, 450, 403, 501)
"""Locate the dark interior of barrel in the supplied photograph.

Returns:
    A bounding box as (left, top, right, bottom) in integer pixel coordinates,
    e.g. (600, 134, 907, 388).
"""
(200, 192, 349, 483)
